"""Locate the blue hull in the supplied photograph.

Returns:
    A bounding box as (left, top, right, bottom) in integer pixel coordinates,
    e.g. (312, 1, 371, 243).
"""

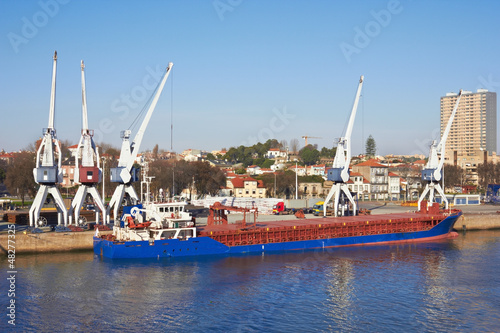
(94, 212, 462, 259)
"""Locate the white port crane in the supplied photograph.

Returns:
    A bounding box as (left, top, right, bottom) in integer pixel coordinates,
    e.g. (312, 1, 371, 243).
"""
(323, 76, 364, 217)
(106, 62, 173, 223)
(68, 60, 107, 225)
(418, 90, 463, 211)
(29, 51, 68, 227)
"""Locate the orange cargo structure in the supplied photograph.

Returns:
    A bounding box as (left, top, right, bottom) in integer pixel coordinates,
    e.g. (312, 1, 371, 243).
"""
(206, 202, 258, 228)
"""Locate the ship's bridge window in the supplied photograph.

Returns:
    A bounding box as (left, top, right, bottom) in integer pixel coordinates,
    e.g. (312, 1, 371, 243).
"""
(159, 207, 164, 213)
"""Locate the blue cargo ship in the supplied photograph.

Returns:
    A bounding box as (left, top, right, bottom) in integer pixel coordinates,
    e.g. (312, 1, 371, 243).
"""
(93, 201, 462, 259)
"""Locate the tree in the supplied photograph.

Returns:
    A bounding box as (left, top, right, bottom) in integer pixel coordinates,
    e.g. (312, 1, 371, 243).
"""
(320, 146, 336, 158)
(152, 144, 159, 159)
(477, 162, 499, 190)
(191, 161, 226, 196)
(4, 151, 36, 205)
(206, 153, 216, 160)
(365, 135, 376, 157)
(289, 138, 300, 154)
(299, 145, 320, 166)
(443, 164, 465, 190)
(257, 170, 297, 198)
(261, 159, 275, 169)
(0, 159, 7, 183)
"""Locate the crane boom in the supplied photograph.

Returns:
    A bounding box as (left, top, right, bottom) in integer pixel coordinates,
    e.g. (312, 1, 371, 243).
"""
(81, 60, 89, 132)
(344, 76, 364, 143)
(125, 62, 173, 173)
(48, 51, 57, 130)
(437, 90, 463, 169)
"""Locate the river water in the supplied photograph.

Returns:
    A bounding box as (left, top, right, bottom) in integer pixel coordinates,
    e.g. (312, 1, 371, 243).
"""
(2, 230, 500, 332)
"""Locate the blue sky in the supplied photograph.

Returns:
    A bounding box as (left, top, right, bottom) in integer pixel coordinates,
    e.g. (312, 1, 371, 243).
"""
(1, 0, 499, 157)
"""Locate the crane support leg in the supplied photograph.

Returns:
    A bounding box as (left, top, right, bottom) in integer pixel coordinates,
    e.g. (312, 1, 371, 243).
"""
(107, 184, 126, 224)
(340, 184, 357, 216)
(29, 185, 68, 227)
(69, 186, 87, 225)
(324, 183, 339, 217)
(434, 183, 448, 210)
(418, 182, 448, 211)
(29, 186, 49, 227)
(324, 183, 357, 217)
(48, 186, 68, 226)
(87, 186, 107, 224)
(70, 186, 107, 225)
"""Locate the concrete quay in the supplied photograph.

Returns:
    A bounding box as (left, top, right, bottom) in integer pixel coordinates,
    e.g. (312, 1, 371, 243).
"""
(1, 203, 500, 255)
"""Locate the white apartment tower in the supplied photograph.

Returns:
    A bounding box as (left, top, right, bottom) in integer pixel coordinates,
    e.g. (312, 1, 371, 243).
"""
(441, 89, 497, 178)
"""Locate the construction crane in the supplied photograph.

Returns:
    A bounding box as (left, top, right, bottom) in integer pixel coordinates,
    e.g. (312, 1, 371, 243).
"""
(301, 135, 322, 147)
(106, 62, 173, 223)
(29, 51, 68, 227)
(68, 60, 107, 226)
(323, 76, 364, 217)
(418, 90, 463, 211)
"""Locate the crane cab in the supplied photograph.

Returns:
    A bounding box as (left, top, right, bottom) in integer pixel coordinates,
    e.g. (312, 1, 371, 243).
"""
(78, 166, 101, 184)
(34, 166, 58, 184)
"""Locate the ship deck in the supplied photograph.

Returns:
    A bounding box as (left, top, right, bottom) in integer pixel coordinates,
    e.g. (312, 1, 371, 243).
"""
(198, 211, 456, 234)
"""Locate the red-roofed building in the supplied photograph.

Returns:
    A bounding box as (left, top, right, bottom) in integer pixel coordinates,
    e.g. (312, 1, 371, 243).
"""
(289, 164, 306, 176)
(266, 148, 287, 159)
(346, 171, 371, 200)
(307, 164, 326, 176)
(353, 159, 389, 200)
(0, 152, 15, 164)
(388, 172, 401, 200)
(413, 159, 427, 170)
(227, 176, 266, 198)
(246, 165, 261, 175)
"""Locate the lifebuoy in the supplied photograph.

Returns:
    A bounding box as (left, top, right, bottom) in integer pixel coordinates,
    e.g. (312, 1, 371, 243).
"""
(171, 213, 175, 218)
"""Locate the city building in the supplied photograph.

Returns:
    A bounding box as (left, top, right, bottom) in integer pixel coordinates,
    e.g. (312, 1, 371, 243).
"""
(352, 159, 388, 200)
(298, 182, 323, 199)
(442, 89, 497, 183)
(346, 172, 370, 201)
(227, 176, 266, 198)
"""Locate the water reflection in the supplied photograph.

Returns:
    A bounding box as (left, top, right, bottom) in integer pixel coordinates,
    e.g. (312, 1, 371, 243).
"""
(2, 231, 499, 332)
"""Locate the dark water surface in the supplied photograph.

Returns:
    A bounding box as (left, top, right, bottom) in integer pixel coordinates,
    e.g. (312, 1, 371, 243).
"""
(2, 230, 500, 332)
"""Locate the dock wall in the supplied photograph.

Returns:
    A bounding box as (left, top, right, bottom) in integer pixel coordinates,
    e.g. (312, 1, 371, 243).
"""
(0, 230, 112, 255)
(458, 213, 500, 230)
